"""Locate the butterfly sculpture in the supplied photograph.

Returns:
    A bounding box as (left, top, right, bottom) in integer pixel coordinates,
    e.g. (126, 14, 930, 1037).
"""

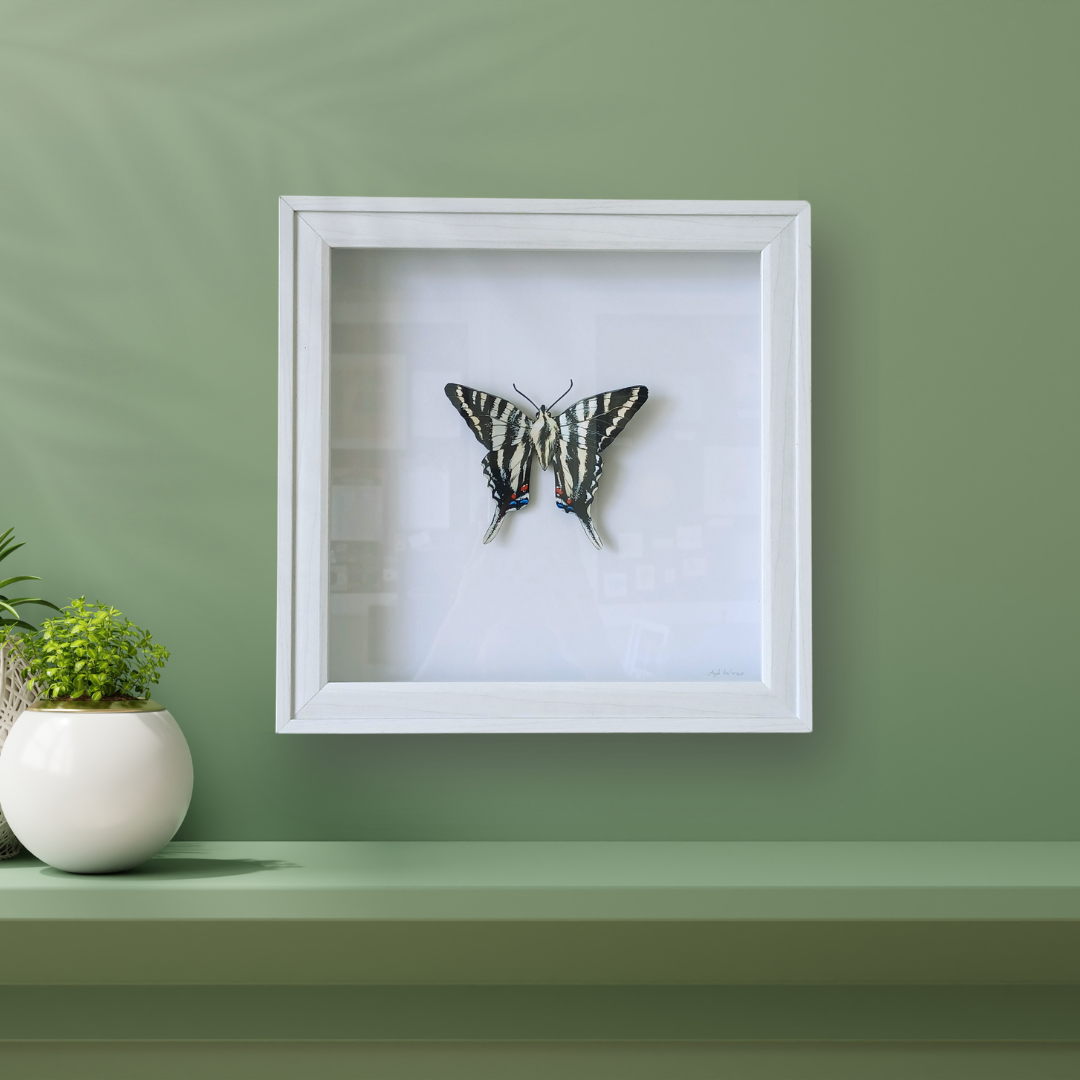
(444, 380, 649, 549)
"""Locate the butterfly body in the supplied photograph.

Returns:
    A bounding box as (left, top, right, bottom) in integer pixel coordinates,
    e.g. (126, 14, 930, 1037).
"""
(445, 382, 648, 549)
(530, 408, 560, 470)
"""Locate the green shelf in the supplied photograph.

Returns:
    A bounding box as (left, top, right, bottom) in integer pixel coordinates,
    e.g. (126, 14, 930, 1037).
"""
(3, 839, 1080, 920)
(3, 841, 1080, 985)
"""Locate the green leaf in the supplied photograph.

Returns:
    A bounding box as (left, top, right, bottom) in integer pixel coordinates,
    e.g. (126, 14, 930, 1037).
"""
(0, 530, 56, 631)
(0, 537, 24, 564)
(0, 575, 42, 589)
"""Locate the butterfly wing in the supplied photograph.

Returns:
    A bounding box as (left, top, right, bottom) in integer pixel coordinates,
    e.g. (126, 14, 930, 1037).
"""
(445, 384, 534, 543)
(553, 386, 649, 549)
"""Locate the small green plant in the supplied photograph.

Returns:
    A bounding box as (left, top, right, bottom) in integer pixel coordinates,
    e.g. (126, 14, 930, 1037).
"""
(22, 598, 170, 701)
(0, 527, 60, 642)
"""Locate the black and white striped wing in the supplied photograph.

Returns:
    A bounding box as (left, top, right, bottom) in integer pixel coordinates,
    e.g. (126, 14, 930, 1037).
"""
(444, 384, 534, 544)
(553, 386, 649, 549)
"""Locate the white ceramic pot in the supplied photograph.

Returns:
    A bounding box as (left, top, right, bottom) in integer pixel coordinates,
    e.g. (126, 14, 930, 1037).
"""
(0, 699, 193, 873)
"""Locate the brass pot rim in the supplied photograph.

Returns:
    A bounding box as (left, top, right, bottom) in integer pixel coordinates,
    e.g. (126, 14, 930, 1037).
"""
(28, 697, 165, 713)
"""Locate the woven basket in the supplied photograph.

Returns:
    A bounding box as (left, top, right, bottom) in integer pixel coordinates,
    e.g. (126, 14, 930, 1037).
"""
(0, 639, 37, 859)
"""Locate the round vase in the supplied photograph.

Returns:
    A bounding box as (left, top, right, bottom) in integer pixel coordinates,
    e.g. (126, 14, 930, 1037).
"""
(0, 698, 193, 874)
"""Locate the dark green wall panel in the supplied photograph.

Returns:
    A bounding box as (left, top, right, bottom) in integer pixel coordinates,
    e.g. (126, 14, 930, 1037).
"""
(4, 1040, 1080, 1080)
(6, 986, 1080, 1042)
(0, 1, 1076, 840)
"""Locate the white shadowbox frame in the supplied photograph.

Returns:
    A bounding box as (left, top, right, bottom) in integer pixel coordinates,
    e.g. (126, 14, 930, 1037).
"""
(278, 198, 810, 733)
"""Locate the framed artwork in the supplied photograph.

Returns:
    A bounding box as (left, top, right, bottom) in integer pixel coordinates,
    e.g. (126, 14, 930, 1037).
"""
(278, 198, 810, 732)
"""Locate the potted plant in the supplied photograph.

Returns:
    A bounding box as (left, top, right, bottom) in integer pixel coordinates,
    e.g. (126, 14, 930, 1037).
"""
(0, 527, 60, 860)
(0, 597, 193, 873)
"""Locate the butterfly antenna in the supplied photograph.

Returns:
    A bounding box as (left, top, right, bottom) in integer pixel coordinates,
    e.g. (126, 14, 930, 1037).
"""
(548, 379, 574, 411)
(512, 384, 540, 411)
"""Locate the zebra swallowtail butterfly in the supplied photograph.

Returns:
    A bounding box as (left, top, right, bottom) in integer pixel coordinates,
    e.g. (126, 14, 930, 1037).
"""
(444, 381, 649, 549)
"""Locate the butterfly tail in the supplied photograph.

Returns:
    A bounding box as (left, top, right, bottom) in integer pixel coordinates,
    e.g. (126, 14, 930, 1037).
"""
(480, 447, 532, 545)
(483, 508, 508, 544)
(554, 457, 604, 549)
(578, 515, 603, 550)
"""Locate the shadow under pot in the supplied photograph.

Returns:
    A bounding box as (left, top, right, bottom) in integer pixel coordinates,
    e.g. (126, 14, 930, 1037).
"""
(0, 698, 193, 873)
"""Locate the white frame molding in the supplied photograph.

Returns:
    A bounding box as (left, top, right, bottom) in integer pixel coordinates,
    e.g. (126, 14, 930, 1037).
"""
(278, 198, 811, 733)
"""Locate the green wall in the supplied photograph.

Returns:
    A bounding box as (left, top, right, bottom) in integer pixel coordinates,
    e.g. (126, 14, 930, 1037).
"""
(0, 0, 1076, 841)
